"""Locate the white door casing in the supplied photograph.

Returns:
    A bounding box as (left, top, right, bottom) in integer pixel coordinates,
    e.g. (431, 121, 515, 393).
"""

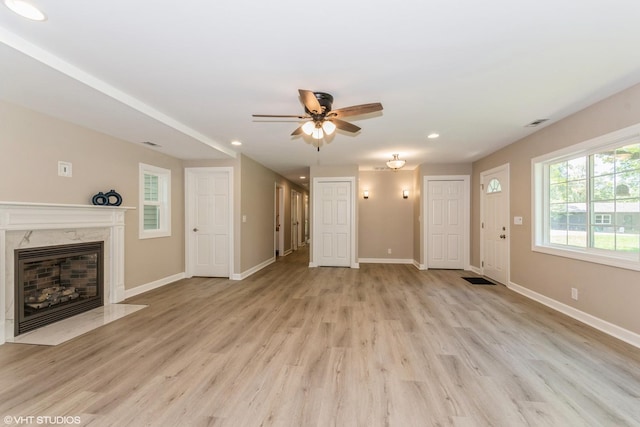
(275, 184, 284, 256)
(480, 164, 510, 284)
(426, 178, 468, 269)
(312, 178, 356, 268)
(292, 190, 299, 251)
(185, 167, 233, 278)
(297, 192, 304, 247)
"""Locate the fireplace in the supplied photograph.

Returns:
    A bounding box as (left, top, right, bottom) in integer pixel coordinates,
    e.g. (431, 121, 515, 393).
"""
(14, 242, 104, 335)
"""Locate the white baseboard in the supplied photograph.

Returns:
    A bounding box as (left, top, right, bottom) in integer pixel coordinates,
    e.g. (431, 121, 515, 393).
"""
(231, 257, 275, 280)
(413, 260, 425, 270)
(359, 258, 414, 264)
(1, 320, 6, 345)
(124, 272, 186, 300)
(281, 249, 293, 257)
(469, 265, 482, 275)
(508, 281, 640, 349)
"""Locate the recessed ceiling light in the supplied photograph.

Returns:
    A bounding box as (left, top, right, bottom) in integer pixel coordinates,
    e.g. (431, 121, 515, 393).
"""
(4, 0, 47, 21)
(427, 133, 440, 139)
(299, 176, 306, 180)
(231, 140, 242, 146)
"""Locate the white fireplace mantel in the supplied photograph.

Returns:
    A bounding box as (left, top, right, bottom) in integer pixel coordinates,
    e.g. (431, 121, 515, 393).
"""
(0, 201, 134, 344)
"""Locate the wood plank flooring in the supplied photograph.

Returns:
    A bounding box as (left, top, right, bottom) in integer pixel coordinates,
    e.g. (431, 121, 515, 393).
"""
(1, 247, 639, 426)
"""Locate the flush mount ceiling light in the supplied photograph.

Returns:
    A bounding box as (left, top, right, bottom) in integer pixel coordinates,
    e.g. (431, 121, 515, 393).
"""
(231, 140, 242, 146)
(4, 0, 47, 21)
(427, 133, 440, 139)
(386, 154, 406, 171)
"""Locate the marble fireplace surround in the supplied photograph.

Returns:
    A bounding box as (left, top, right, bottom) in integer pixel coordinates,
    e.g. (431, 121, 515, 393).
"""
(0, 202, 132, 345)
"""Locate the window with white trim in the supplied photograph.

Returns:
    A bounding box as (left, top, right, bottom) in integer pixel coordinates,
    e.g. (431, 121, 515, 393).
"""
(139, 163, 171, 239)
(533, 125, 640, 270)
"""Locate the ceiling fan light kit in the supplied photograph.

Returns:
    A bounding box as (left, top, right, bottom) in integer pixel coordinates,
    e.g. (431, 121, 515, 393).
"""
(321, 120, 336, 136)
(301, 121, 316, 136)
(253, 89, 383, 148)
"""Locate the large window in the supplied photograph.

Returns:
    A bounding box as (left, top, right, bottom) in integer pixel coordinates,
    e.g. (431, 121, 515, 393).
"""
(139, 163, 171, 239)
(533, 124, 640, 270)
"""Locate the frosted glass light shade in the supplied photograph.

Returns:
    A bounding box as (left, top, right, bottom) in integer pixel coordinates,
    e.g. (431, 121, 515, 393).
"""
(312, 127, 324, 140)
(322, 120, 336, 135)
(301, 121, 315, 136)
(386, 154, 406, 170)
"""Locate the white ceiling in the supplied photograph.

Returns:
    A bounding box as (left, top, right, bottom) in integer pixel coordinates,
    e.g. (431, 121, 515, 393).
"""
(3, 1, 640, 185)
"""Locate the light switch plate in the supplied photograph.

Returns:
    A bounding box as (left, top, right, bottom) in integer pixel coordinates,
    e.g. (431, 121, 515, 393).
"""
(514, 216, 523, 225)
(58, 161, 72, 177)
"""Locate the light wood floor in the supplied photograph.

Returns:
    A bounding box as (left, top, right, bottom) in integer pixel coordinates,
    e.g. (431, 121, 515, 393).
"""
(1, 248, 640, 426)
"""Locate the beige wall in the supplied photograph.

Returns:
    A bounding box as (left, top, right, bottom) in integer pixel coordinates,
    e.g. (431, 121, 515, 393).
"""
(472, 83, 640, 335)
(1, 100, 184, 290)
(240, 155, 277, 271)
(239, 155, 308, 272)
(358, 170, 414, 260)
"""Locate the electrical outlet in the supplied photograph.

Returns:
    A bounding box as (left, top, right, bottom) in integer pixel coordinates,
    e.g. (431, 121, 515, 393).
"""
(571, 288, 578, 300)
(387, 248, 392, 254)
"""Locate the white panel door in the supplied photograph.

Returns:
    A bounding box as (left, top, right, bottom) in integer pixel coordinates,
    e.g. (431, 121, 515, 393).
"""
(316, 181, 351, 267)
(428, 180, 465, 269)
(186, 169, 230, 277)
(481, 165, 509, 284)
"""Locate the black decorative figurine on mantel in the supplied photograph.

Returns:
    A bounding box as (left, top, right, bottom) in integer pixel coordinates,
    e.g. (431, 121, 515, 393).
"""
(92, 189, 122, 206)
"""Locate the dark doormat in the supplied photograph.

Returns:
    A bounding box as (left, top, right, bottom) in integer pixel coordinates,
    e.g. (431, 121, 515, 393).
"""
(462, 277, 496, 285)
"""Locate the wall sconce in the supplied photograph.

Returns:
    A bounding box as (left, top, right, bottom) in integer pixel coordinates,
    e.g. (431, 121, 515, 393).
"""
(402, 189, 409, 199)
(363, 190, 369, 199)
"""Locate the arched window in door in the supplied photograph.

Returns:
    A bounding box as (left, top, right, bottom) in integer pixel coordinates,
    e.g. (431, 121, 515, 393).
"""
(487, 178, 502, 193)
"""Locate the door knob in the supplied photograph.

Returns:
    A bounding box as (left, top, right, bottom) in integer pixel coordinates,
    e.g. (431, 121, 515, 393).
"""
(193, 228, 199, 232)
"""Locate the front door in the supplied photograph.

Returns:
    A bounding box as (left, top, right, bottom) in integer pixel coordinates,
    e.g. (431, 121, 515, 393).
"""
(481, 164, 509, 284)
(185, 168, 231, 277)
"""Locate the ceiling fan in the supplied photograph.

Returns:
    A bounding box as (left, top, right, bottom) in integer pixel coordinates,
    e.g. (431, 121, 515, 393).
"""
(253, 89, 383, 147)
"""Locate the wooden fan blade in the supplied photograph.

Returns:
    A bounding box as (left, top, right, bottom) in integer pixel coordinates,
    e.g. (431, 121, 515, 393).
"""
(329, 102, 383, 118)
(291, 126, 304, 136)
(299, 89, 323, 114)
(253, 114, 309, 119)
(331, 118, 361, 133)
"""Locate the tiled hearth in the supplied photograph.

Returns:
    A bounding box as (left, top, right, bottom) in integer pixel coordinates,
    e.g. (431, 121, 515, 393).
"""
(0, 202, 133, 345)
(8, 303, 146, 345)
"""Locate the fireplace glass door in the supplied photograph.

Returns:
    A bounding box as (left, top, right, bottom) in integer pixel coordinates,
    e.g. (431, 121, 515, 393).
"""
(15, 241, 104, 335)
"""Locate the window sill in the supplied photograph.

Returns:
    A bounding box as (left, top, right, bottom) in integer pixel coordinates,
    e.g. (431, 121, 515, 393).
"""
(139, 230, 171, 240)
(532, 244, 640, 272)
